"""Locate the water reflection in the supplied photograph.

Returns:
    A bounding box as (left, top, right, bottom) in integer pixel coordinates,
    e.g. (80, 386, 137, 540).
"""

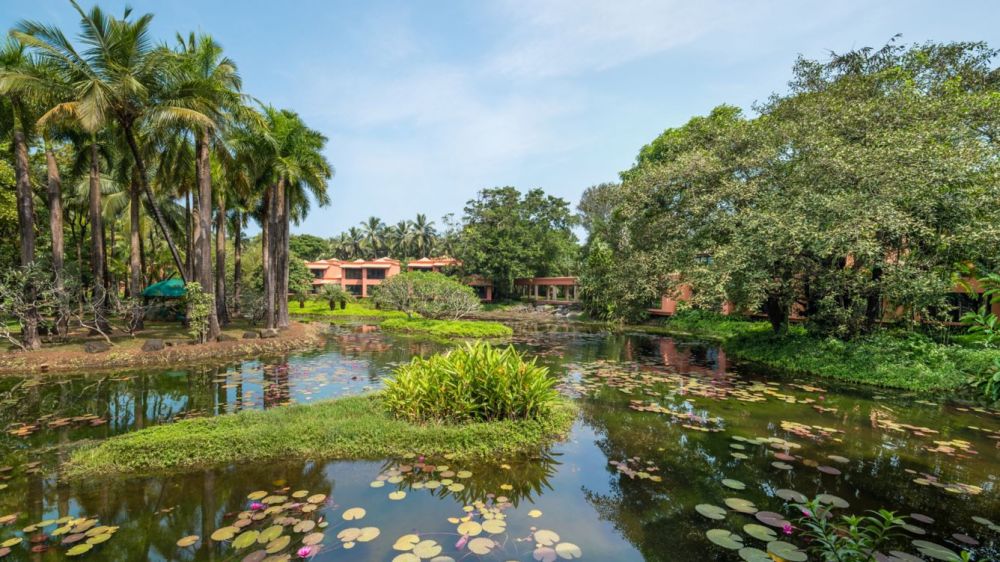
(0, 324, 996, 560)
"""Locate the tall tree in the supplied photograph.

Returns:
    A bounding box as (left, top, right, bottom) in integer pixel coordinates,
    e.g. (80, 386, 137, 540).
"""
(410, 213, 436, 258)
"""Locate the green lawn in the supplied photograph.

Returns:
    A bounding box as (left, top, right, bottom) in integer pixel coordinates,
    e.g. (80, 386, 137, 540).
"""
(289, 299, 410, 319)
(67, 394, 576, 477)
(643, 311, 999, 393)
(379, 317, 513, 338)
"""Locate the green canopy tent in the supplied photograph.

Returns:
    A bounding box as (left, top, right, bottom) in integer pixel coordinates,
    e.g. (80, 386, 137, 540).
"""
(142, 278, 186, 321)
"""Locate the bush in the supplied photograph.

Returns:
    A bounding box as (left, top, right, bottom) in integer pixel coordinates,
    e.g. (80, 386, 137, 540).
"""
(383, 341, 558, 423)
(184, 282, 214, 343)
(371, 271, 480, 319)
(379, 318, 512, 338)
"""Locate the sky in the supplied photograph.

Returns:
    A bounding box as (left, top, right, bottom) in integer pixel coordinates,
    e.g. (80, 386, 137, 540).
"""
(5, 1, 1000, 238)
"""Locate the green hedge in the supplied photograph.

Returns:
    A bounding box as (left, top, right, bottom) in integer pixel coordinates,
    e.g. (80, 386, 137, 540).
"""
(379, 318, 513, 338)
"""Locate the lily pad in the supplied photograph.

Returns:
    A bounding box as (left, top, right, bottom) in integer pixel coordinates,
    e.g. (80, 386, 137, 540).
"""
(743, 523, 778, 542)
(555, 542, 583, 559)
(176, 535, 199, 548)
(767, 540, 807, 562)
(912, 540, 962, 561)
(695, 504, 727, 520)
(738, 547, 772, 562)
(534, 529, 560, 546)
(722, 479, 747, 490)
(706, 529, 743, 550)
(342, 507, 366, 521)
(775, 489, 807, 503)
(232, 530, 259, 549)
(468, 537, 495, 555)
(724, 497, 758, 514)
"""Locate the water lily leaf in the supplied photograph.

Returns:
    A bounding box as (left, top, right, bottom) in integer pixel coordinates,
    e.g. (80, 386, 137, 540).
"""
(767, 541, 807, 562)
(534, 529, 560, 546)
(66, 543, 92, 556)
(722, 479, 746, 490)
(533, 546, 557, 562)
(232, 530, 259, 549)
(528, 509, 543, 518)
(388, 491, 406, 500)
(86, 534, 111, 545)
(457, 521, 482, 536)
(775, 489, 807, 503)
(413, 539, 442, 558)
(265, 535, 290, 553)
(468, 537, 495, 555)
(555, 542, 583, 559)
(695, 504, 727, 520)
(258, 525, 283, 543)
(724, 498, 758, 514)
(176, 535, 199, 548)
(306, 494, 326, 504)
(342, 507, 366, 521)
(302, 532, 324, 546)
(816, 494, 849, 509)
(211, 526, 238, 542)
(357, 527, 380, 542)
(912, 540, 962, 561)
(738, 547, 771, 562)
(393, 554, 420, 562)
(743, 524, 777, 542)
(393, 534, 420, 551)
(246, 491, 267, 501)
(706, 529, 743, 550)
(482, 519, 506, 534)
(293, 520, 315, 533)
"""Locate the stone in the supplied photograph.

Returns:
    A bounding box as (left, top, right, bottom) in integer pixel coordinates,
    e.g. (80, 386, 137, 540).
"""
(258, 328, 279, 339)
(83, 341, 111, 354)
(216, 333, 237, 342)
(243, 331, 259, 339)
(141, 338, 165, 352)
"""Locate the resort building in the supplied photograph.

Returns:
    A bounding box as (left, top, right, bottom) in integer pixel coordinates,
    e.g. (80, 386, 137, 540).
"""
(515, 277, 581, 305)
(305, 256, 494, 301)
(305, 258, 401, 298)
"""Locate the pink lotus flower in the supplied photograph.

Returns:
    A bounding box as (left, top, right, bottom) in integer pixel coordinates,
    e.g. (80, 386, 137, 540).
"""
(455, 535, 469, 549)
(782, 523, 794, 535)
(297, 546, 314, 558)
(250, 502, 264, 511)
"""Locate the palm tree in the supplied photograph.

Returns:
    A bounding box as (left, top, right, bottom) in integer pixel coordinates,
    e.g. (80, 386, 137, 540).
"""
(345, 227, 364, 259)
(12, 2, 216, 282)
(360, 216, 385, 259)
(388, 220, 411, 258)
(0, 38, 43, 349)
(410, 213, 437, 258)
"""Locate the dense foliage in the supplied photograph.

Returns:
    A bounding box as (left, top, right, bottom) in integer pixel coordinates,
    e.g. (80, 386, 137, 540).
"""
(581, 40, 1000, 338)
(371, 271, 481, 319)
(379, 318, 513, 338)
(383, 342, 559, 423)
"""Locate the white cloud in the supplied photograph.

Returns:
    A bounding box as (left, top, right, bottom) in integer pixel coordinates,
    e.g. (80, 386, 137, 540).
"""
(486, 0, 734, 77)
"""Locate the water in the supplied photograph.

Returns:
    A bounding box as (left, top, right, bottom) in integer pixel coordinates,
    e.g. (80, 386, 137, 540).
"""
(0, 324, 997, 561)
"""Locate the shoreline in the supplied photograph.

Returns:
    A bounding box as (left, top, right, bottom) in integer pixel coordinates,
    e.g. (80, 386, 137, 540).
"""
(0, 321, 327, 375)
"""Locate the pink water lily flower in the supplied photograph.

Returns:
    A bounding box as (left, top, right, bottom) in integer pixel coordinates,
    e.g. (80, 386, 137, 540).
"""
(801, 508, 812, 517)
(782, 523, 794, 535)
(297, 546, 314, 558)
(250, 502, 264, 511)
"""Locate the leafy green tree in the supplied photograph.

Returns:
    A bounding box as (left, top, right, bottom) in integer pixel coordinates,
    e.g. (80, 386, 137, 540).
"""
(289, 234, 329, 261)
(372, 271, 480, 319)
(459, 187, 578, 297)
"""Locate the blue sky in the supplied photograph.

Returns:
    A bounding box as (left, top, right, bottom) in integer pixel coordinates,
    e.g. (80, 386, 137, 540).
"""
(6, 1, 1000, 237)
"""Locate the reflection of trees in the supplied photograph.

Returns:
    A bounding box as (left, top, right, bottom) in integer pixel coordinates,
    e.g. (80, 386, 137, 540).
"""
(379, 450, 562, 508)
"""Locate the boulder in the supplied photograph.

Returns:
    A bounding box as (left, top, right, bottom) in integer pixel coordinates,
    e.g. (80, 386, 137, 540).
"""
(141, 338, 165, 352)
(243, 331, 259, 339)
(216, 333, 237, 342)
(258, 328, 279, 339)
(83, 341, 111, 354)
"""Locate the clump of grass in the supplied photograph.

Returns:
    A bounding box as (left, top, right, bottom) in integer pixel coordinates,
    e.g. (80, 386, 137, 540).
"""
(66, 394, 576, 478)
(379, 318, 513, 338)
(383, 342, 558, 423)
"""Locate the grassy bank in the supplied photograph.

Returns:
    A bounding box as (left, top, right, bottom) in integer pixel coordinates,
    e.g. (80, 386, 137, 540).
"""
(66, 394, 576, 477)
(380, 317, 513, 338)
(289, 300, 410, 319)
(643, 312, 998, 392)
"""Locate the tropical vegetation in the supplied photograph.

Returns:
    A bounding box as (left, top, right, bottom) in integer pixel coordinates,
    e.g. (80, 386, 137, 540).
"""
(371, 271, 481, 319)
(379, 318, 513, 339)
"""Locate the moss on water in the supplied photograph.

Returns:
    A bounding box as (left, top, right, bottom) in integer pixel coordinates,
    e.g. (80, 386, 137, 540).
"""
(66, 394, 576, 478)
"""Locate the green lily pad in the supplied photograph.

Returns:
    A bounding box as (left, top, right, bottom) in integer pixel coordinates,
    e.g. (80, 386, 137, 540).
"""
(695, 504, 727, 520)
(912, 540, 962, 561)
(706, 529, 744, 550)
(722, 479, 747, 490)
(738, 547, 772, 562)
(775, 489, 807, 503)
(743, 524, 777, 542)
(816, 493, 849, 509)
(724, 497, 758, 514)
(767, 540, 808, 562)
(232, 530, 259, 549)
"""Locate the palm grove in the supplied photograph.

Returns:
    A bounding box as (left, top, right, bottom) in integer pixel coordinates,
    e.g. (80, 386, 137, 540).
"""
(0, 2, 332, 349)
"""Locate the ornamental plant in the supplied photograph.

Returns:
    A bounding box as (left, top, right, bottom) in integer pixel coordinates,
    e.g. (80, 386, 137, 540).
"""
(794, 498, 905, 562)
(383, 341, 558, 423)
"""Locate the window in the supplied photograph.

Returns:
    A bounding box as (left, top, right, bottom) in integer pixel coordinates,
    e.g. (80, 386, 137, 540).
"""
(345, 269, 362, 280)
(311, 269, 324, 279)
(346, 284, 362, 296)
(367, 268, 386, 280)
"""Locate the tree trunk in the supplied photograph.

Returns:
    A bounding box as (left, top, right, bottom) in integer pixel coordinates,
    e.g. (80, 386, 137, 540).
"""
(122, 124, 187, 282)
(13, 129, 40, 350)
(263, 185, 275, 329)
(277, 179, 290, 328)
(765, 293, 789, 334)
(129, 174, 144, 329)
(195, 130, 219, 339)
(89, 141, 107, 328)
(45, 142, 67, 336)
(215, 197, 229, 326)
(185, 188, 192, 281)
(233, 210, 242, 316)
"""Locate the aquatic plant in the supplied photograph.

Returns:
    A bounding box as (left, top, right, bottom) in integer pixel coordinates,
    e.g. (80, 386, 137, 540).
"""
(383, 341, 558, 422)
(793, 498, 905, 562)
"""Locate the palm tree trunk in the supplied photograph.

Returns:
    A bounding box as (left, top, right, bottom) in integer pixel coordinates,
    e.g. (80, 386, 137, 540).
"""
(185, 188, 192, 281)
(45, 141, 67, 337)
(129, 175, 144, 329)
(263, 185, 275, 329)
(123, 124, 187, 283)
(13, 128, 40, 350)
(277, 182, 290, 328)
(89, 141, 107, 328)
(195, 131, 220, 339)
(233, 210, 242, 317)
(215, 197, 228, 326)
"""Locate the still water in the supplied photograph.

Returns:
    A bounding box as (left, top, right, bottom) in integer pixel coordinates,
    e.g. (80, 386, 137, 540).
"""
(0, 324, 996, 561)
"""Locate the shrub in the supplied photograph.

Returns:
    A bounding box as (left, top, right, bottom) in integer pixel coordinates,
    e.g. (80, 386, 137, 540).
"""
(320, 285, 354, 310)
(383, 341, 558, 423)
(793, 498, 906, 562)
(184, 282, 214, 343)
(371, 271, 480, 319)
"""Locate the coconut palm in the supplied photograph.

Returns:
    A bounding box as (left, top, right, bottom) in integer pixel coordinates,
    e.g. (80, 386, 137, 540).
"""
(388, 220, 411, 258)
(410, 213, 437, 258)
(344, 227, 364, 259)
(360, 216, 385, 259)
(11, 2, 215, 282)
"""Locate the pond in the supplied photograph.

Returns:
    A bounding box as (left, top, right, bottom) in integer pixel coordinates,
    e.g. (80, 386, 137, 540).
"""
(0, 324, 997, 561)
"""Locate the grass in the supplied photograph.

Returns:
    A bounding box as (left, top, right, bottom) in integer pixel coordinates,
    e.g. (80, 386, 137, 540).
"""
(380, 317, 513, 338)
(643, 311, 1000, 392)
(289, 299, 410, 319)
(66, 394, 577, 477)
